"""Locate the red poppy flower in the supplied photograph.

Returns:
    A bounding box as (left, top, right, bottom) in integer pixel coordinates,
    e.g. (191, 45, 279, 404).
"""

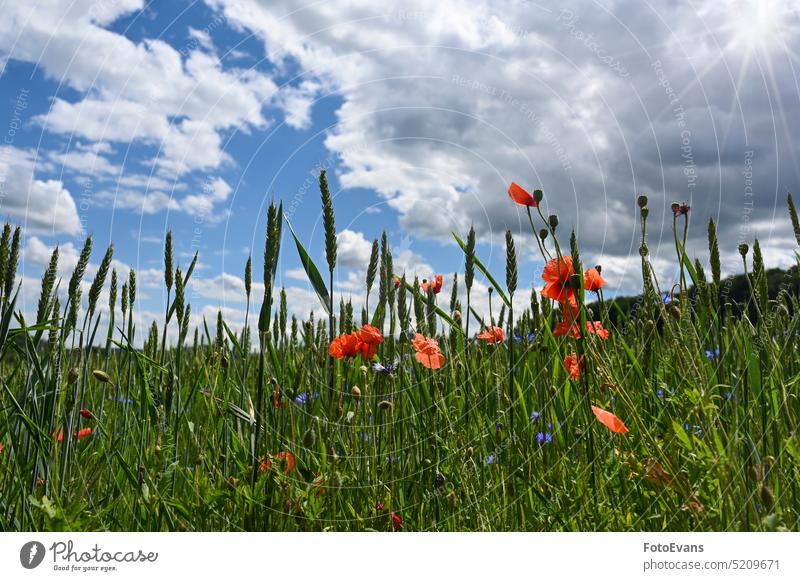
(584, 267, 606, 292)
(276, 451, 296, 472)
(412, 333, 446, 369)
(328, 333, 361, 359)
(542, 256, 576, 306)
(356, 324, 384, 359)
(563, 353, 584, 381)
(591, 405, 629, 434)
(391, 512, 402, 531)
(260, 451, 296, 474)
(508, 182, 538, 207)
(476, 326, 505, 343)
(79, 409, 93, 419)
(0, 442, 5, 455)
(421, 274, 443, 294)
(393, 276, 401, 289)
(76, 428, 93, 440)
(553, 317, 609, 341)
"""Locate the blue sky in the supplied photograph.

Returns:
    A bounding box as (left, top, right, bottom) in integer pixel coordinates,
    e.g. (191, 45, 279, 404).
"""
(1, 0, 799, 339)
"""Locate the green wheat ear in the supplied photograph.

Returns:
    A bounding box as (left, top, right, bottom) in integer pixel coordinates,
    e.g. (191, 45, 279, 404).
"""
(88, 245, 113, 316)
(465, 226, 476, 292)
(366, 238, 379, 296)
(3, 226, 20, 301)
(164, 231, 174, 292)
(0, 223, 11, 299)
(505, 230, 517, 297)
(708, 218, 721, 288)
(244, 256, 252, 298)
(319, 168, 337, 273)
(788, 192, 800, 246)
(36, 246, 59, 325)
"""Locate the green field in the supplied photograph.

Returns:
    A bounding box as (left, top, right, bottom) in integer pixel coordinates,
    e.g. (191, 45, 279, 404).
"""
(1, 175, 799, 531)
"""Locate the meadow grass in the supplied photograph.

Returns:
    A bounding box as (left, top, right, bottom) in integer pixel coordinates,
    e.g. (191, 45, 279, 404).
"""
(1, 179, 799, 532)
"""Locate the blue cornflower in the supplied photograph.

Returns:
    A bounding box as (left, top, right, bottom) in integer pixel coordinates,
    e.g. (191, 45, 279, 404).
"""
(705, 347, 720, 360)
(530, 411, 541, 423)
(537, 431, 553, 445)
(657, 388, 664, 399)
(372, 360, 399, 376)
(385, 455, 400, 463)
(295, 391, 320, 405)
(486, 454, 495, 465)
(660, 292, 672, 305)
(513, 332, 536, 343)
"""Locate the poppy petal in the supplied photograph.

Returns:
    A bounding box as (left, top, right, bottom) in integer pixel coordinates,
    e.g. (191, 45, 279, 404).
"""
(591, 405, 629, 434)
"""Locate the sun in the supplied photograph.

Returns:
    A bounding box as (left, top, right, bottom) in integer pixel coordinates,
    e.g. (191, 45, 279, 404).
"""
(725, 0, 798, 54)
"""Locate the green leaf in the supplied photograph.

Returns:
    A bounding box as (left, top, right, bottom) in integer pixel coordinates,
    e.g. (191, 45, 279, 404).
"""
(452, 232, 510, 307)
(285, 215, 330, 314)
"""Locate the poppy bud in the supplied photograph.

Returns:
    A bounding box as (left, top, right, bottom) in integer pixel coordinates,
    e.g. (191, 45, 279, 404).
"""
(640, 207, 649, 219)
(637, 195, 648, 208)
(302, 427, 316, 449)
(548, 214, 559, 230)
(639, 244, 649, 257)
(92, 369, 111, 383)
(453, 310, 462, 325)
(533, 189, 544, 203)
(738, 243, 749, 256)
(595, 264, 602, 274)
(671, 202, 680, 214)
(539, 228, 549, 240)
(351, 385, 361, 400)
(68, 367, 80, 384)
(466, 446, 473, 459)
(760, 484, 775, 509)
(488, 286, 493, 294)
(668, 304, 681, 320)
(379, 399, 393, 410)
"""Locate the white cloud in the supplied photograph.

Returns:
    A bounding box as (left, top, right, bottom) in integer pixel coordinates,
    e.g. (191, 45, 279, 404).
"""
(1, 1, 279, 177)
(336, 228, 373, 268)
(0, 146, 83, 236)
(209, 0, 800, 275)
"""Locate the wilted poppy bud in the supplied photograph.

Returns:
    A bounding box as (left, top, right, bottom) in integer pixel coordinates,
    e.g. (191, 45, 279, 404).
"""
(738, 243, 749, 256)
(533, 189, 544, 203)
(92, 369, 111, 383)
(379, 399, 393, 410)
(466, 446, 474, 459)
(637, 195, 648, 208)
(351, 385, 361, 400)
(360, 365, 368, 375)
(671, 202, 680, 214)
(68, 367, 80, 384)
(539, 228, 549, 240)
(227, 476, 237, 489)
(668, 304, 681, 320)
(548, 214, 559, 230)
(453, 310, 462, 325)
